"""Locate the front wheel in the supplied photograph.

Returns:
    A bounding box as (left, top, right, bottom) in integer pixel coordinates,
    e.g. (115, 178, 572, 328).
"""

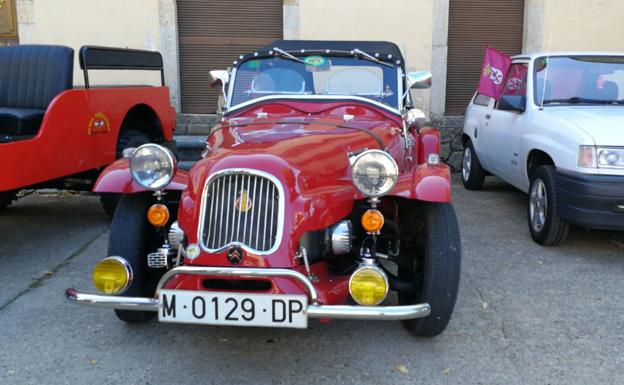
(0, 190, 18, 210)
(109, 193, 162, 323)
(461, 140, 486, 190)
(527, 166, 569, 246)
(398, 202, 461, 337)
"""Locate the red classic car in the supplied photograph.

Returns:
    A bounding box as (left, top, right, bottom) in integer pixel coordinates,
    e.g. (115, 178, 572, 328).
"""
(0, 45, 176, 216)
(66, 40, 461, 337)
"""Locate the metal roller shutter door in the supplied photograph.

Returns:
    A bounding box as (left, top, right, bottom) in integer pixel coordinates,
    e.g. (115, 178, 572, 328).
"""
(177, 0, 283, 113)
(445, 0, 525, 115)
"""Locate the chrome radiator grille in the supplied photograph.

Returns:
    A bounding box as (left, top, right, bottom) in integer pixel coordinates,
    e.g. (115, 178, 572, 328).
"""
(201, 170, 282, 253)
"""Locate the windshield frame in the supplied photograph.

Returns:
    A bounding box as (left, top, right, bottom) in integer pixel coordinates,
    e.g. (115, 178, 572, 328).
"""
(224, 52, 405, 115)
(532, 54, 624, 107)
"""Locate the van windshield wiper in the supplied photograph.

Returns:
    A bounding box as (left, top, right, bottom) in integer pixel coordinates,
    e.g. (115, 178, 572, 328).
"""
(351, 48, 395, 68)
(543, 97, 621, 105)
(272, 47, 306, 64)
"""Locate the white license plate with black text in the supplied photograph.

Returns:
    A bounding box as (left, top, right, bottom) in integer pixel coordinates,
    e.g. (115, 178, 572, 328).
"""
(158, 290, 308, 329)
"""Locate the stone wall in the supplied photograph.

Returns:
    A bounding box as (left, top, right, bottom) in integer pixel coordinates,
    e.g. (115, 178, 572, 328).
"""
(432, 116, 464, 172)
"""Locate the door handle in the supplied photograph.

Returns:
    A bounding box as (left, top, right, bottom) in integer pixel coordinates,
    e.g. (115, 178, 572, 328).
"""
(485, 114, 491, 120)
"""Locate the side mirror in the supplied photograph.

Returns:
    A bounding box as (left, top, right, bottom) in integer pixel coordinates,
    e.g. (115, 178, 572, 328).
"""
(406, 71, 432, 89)
(209, 70, 229, 114)
(405, 108, 427, 128)
(209, 70, 229, 87)
(499, 95, 526, 112)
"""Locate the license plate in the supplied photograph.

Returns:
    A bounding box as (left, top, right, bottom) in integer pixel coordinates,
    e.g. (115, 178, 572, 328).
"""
(158, 290, 308, 329)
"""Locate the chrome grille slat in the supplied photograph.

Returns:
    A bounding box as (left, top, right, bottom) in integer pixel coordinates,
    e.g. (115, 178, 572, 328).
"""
(201, 170, 281, 254)
(262, 179, 270, 251)
(255, 178, 264, 250)
(206, 181, 216, 245)
(224, 174, 232, 243)
(236, 175, 243, 243)
(216, 178, 223, 246)
(269, 182, 275, 244)
(229, 174, 238, 243)
(242, 174, 250, 245)
(251, 176, 258, 246)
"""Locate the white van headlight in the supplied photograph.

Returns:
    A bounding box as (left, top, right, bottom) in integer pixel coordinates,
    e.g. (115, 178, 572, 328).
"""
(579, 146, 624, 169)
(597, 147, 624, 169)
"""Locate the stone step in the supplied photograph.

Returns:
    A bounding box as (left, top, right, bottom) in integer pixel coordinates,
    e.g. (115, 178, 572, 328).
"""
(178, 160, 196, 171)
(176, 113, 219, 125)
(175, 123, 213, 135)
(175, 113, 219, 135)
(174, 135, 207, 164)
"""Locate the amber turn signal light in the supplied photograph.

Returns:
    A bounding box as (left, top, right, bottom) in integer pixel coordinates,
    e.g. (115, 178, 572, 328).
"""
(361, 209, 384, 233)
(147, 204, 170, 227)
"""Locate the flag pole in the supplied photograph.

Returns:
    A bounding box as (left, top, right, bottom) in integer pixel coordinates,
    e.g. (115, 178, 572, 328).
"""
(539, 33, 553, 110)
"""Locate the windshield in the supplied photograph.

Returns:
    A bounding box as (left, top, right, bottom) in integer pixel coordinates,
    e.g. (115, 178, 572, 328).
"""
(534, 55, 624, 105)
(229, 56, 400, 110)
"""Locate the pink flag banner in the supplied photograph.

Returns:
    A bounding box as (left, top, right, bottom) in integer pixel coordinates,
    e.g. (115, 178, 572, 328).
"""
(502, 64, 528, 96)
(477, 47, 512, 100)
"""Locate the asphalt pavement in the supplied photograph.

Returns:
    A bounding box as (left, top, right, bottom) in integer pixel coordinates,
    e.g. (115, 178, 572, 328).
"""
(0, 178, 623, 385)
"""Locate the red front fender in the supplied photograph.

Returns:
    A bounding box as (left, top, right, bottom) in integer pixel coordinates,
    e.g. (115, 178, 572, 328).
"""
(417, 127, 441, 165)
(93, 158, 189, 193)
(390, 164, 451, 202)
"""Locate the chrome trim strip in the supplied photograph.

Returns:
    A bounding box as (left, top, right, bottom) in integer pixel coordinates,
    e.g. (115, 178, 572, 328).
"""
(65, 288, 158, 312)
(226, 95, 401, 115)
(154, 266, 319, 304)
(307, 304, 430, 320)
(197, 168, 285, 256)
(67, 266, 431, 320)
(66, 287, 430, 320)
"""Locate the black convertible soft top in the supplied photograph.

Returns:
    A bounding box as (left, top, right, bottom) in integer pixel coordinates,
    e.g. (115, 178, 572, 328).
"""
(239, 39, 405, 68)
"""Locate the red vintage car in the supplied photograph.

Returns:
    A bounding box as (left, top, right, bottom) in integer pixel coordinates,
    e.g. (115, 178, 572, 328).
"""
(66, 40, 461, 337)
(0, 45, 176, 215)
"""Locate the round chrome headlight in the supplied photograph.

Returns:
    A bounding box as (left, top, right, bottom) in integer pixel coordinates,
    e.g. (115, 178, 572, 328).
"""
(350, 150, 399, 197)
(130, 144, 176, 190)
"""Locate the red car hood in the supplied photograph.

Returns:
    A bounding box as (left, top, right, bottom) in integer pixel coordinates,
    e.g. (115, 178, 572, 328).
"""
(193, 116, 405, 195)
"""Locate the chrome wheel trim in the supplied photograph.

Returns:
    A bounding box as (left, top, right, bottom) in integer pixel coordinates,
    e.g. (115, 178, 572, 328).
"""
(462, 147, 472, 182)
(529, 178, 548, 232)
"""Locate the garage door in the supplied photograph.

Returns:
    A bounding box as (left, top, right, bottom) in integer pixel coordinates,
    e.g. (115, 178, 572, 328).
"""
(177, 0, 283, 113)
(445, 0, 525, 115)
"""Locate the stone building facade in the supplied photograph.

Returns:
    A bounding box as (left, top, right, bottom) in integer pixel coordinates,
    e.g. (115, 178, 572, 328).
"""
(4, 0, 624, 169)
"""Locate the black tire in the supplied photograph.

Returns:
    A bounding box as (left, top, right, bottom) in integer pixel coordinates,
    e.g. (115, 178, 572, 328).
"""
(99, 130, 152, 218)
(461, 140, 486, 190)
(0, 190, 18, 210)
(527, 166, 569, 246)
(116, 129, 151, 157)
(99, 193, 121, 218)
(398, 202, 461, 337)
(109, 193, 161, 323)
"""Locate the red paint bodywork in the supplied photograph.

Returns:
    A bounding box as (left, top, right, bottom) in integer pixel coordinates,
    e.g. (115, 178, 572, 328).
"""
(93, 158, 188, 193)
(0, 87, 175, 192)
(96, 99, 451, 304)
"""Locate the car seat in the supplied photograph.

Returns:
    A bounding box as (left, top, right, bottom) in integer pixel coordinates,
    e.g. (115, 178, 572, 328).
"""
(0, 45, 74, 140)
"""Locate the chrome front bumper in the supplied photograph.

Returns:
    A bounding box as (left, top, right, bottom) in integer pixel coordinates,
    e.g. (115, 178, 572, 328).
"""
(66, 266, 431, 321)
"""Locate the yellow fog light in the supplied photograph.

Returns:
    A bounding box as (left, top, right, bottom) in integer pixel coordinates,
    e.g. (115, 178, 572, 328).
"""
(92, 257, 133, 295)
(147, 204, 170, 227)
(361, 209, 384, 233)
(349, 265, 388, 306)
